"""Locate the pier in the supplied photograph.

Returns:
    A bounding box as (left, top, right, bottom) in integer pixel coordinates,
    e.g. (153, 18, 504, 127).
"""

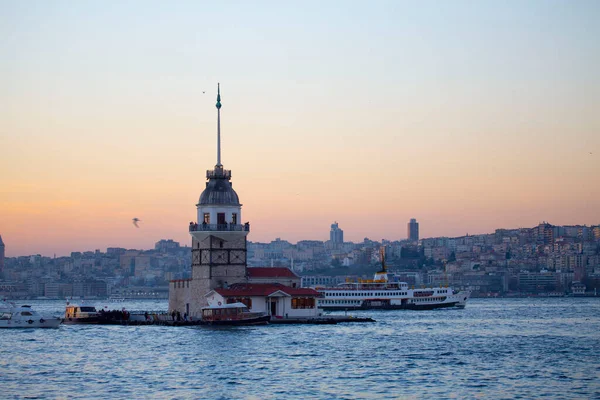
(86, 312, 375, 326)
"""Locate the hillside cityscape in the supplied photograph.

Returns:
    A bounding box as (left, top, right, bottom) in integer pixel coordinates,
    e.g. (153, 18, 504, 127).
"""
(1, 219, 599, 300)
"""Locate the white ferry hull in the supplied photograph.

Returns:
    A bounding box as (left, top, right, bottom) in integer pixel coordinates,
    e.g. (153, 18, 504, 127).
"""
(318, 290, 471, 312)
(320, 301, 462, 311)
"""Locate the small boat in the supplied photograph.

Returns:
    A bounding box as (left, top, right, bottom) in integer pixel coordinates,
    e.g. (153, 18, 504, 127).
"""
(201, 302, 270, 326)
(0, 303, 62, 329)
(63, 303, 101, 324)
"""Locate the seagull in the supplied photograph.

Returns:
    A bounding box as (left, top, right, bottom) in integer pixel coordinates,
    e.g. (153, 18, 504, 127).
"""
(132, 218, 141, 228)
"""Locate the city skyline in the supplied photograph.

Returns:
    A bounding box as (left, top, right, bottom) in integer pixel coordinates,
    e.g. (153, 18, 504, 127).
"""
(2, 220, 599, 258)
(2, 1, 599, 257)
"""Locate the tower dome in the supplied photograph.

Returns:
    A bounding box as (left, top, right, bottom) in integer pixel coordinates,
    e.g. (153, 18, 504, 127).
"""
(197, 167, 240, 206)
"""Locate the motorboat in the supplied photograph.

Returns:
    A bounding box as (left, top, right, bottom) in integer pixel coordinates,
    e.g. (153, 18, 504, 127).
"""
(0, 303, 62, 328)
(201, 302, 270, 325)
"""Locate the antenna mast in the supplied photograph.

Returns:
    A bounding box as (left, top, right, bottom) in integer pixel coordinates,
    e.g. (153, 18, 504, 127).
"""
(216, 83, 222, 167)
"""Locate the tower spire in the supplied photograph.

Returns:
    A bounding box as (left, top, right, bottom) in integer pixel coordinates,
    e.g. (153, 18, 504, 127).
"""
(216, 83, 222, 167)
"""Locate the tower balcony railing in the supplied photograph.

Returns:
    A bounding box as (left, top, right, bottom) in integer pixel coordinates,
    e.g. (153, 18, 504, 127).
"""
(189, 222, 250, 233)
(206, 169, 231, 179)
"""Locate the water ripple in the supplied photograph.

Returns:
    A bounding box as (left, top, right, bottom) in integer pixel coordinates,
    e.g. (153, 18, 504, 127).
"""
(1, 298, 600, 398)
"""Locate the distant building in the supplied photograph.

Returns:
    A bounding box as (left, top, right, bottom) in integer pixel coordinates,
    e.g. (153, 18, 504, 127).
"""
(537, 222, 555, 244)
(330, 222, 344, 246)
(518, 272, 557, 292)
(571, 281, 586, 295)
(155, 239, 180, 253)
(407, 218, 419, 241)
(0, 235, 4, 274)
(593, 226, 600, 240)
(107, 247, 126, 256)
(301, 275, 345, 288)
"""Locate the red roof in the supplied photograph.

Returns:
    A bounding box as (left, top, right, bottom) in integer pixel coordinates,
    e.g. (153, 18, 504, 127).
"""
(214, 283, 318, 297)
(247, 267, 299, 278)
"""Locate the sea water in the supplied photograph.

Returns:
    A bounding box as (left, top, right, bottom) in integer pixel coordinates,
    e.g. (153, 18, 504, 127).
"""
(1, 298, 599, 399)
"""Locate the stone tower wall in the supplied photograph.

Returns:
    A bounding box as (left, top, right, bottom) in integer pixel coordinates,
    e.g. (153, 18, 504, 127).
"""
(185, 234, 248, 316)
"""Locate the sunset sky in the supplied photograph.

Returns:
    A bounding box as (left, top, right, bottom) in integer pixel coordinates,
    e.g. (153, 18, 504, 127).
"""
(1, 1, 599, 257)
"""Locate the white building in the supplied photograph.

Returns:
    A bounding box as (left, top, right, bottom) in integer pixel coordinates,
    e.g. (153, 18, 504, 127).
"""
(205, 283, 320, 318)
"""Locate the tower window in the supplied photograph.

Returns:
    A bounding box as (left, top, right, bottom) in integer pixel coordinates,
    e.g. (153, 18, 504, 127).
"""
(232, 213, 238, 225)
(217, 213, 226, 225)
(203, 213, 210, 224)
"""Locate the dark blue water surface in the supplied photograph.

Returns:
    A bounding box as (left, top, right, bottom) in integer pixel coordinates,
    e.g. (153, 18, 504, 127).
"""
(1, 298, 599, 399)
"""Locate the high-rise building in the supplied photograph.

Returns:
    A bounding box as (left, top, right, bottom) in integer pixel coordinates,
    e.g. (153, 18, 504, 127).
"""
(537, 222, 555, 244)
(0, 235, 4, 274)
(407, 218, 419, 241)
(330, 222, 344, 246)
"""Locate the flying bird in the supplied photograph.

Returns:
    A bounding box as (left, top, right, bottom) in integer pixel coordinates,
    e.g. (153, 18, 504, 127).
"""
(132, 218, 141, 228)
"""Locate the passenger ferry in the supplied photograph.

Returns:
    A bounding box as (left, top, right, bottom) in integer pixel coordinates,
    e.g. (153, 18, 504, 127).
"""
(315, 249, 470, 311)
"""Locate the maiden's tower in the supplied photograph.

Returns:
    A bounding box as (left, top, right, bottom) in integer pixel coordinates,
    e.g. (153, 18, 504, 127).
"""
(169, 84, 250, 317)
